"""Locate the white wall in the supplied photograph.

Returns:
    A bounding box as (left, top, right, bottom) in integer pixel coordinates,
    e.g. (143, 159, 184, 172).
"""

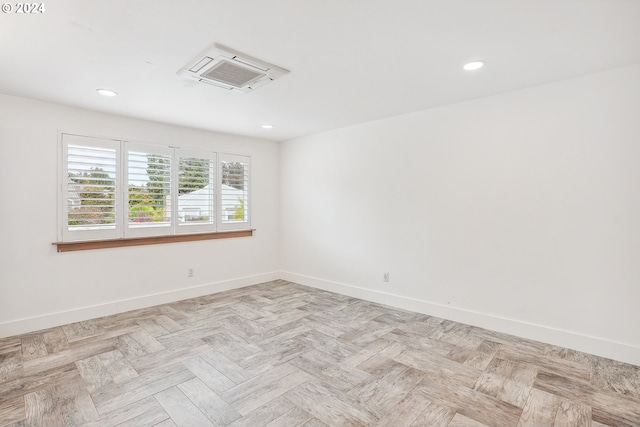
(0, 94, 280, 336)
(280, 64, 640, 365)
(3, 65, 639, 365)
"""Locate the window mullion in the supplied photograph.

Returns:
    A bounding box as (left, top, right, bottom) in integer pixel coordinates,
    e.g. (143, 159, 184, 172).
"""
(171, 147, 178, 235)
(117, 140, 125, 238)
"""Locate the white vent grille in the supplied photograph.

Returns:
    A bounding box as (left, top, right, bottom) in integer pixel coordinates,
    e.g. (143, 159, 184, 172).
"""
(201, 60, 265, 88)
(178, 44, 289, 92)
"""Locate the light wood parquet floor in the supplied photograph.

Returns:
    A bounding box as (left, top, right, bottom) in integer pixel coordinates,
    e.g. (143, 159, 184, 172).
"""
(1, 280, 640, 427)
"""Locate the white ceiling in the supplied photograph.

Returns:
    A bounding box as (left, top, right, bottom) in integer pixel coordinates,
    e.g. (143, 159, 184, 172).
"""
(2, 0, 639, 141)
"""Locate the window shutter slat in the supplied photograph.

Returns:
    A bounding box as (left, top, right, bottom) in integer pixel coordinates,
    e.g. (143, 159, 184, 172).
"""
(126, 147, 172, 235)
(62, 135, 120, 241)
(176, 150, 216, 233)
(220, 154, 250, 229)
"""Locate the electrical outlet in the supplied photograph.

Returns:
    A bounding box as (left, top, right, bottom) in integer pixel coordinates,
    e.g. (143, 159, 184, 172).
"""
(383, 272, 389, 282)
(188, 268, 194, 278)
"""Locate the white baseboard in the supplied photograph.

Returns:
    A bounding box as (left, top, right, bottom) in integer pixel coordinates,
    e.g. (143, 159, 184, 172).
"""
(5, 269, 639, 366)
(0, 272, 279, 338)
(281, 271, 640, 366)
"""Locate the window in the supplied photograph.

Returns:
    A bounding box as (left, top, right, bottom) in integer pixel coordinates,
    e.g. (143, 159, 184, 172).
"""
(62, 135, 120, 242)
(60, 134, 250, 243)
(125, 142, 173, 237)
(177, 148, 216, 233)
(220, 154, 250, 230)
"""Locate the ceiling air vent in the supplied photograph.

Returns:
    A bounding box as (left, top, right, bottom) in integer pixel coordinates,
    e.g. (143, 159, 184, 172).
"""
(178, 44, 289, 92)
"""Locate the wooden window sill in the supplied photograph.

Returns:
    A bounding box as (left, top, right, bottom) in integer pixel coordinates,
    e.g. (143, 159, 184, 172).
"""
(53, 229, 254, 252)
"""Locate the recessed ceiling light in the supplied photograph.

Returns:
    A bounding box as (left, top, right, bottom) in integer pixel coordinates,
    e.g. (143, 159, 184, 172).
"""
(463, 60, 485, 71)
(96, 89, 118, 97)
(261, 124, 274, 129)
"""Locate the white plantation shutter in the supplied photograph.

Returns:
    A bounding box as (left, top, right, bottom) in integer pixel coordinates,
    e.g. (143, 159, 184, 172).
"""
(59, 134, 252, 242)
(220, 154, 250, 230)
(125, 142, 173, 237)
(61, 134, 120, 241)
(177, 149, 216, 233)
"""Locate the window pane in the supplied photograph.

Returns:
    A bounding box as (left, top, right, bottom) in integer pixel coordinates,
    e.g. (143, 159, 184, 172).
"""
(128, 150, 171, 228)
(221, 159, 249, 224)
(67, 144, 117, 231)
(178, 156, 214, 226)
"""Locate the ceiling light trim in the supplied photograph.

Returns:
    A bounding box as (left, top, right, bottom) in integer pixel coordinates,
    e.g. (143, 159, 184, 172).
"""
(463, 60, 485, 71)
(96, 88, 118, 97)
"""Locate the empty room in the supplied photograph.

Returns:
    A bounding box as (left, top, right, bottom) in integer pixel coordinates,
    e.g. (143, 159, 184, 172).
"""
(1, 1, 639, 426)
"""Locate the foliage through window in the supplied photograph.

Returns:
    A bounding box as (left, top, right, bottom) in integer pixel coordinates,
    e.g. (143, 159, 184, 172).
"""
(60, 134, 250, 242)
(177, 150, 215, 229)
(221, 155, 250, 227)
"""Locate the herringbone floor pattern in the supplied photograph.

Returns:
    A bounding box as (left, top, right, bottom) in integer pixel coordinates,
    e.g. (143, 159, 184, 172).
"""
(1, 280, 639, 426)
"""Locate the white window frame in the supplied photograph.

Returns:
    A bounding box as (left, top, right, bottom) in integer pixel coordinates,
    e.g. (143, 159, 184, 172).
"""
(219, 153, 251, 231)
(124, 141, 174, 238)
(60, 134, 121, 242)
(175, 148, 217, 234)
(58, 133, 250, 243)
